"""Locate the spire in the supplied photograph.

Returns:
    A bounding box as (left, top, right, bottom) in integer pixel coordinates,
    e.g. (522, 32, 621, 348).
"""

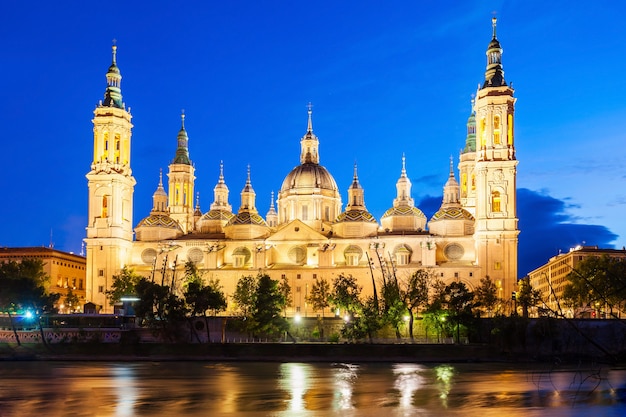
(482, 17, 507, 88)
(393, 154, 414, 208)
(442, 159, 461, 208)
(151, 169, 168, 214)
(172, 111, 192, 165)
(307, 102, 313, 133)
(239, 165, 257, 213)
(266, 191, 278, 227)
(211, 161, 231, 211)
(102, 42, 124, 108)
(300, 103, 320, 164)
(347, 163, 366, 210)
(194, 192, 202, 216)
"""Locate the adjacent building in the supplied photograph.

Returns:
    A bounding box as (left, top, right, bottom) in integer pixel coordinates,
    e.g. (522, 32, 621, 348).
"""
(85, 18, 519, 314)
(527, 246, 626, 318)
(0, 247, 87, 312)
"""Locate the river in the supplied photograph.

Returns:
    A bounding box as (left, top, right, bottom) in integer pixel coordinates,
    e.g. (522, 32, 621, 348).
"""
(1, 361, 625, 416)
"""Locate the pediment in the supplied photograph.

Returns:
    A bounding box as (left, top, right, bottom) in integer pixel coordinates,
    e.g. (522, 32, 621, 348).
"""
(267, 219, 328, 242)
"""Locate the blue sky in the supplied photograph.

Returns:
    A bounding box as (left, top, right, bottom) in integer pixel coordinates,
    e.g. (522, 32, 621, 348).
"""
(1, 1, 624, 276)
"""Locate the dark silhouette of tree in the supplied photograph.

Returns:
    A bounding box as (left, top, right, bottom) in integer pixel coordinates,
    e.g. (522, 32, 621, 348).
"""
(381, 278, 405, 339)
(134, 278, 187, 341)
(64, 288, 80, 313)
(516, 277, 541, 318)
(475, 276, 499, 317)
(250, 274, 288, 339)
(562, 255, 626, 318)
(0, 259, 59, 346)
(184, 277, 227, 342)
(401, 269, 431, 341)
(443, 281, 476, 344)
(329, 274, 363, 341)
(423, 278, 449, 343)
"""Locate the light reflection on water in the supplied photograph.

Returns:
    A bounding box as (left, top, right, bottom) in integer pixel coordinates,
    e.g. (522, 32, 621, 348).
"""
(0, 361, 625, 416)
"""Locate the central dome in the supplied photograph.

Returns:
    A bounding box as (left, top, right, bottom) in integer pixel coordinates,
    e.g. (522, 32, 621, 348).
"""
(280, 162, 339, 194)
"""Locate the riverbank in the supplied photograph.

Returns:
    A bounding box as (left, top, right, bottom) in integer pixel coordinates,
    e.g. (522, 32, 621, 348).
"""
(2, 341, 623, 364)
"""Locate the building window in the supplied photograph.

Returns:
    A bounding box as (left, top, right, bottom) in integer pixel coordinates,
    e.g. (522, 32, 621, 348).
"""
(101, 195, 108, 218)
(312, 274, 317, 279)
(454, 272, 459, 278)
(79, 279, 84, 290)
(281, 274, 286, 279)
(297, 274, 301, 280)
(493, 115, 501, 145)
(98, 285, 104, 293)
(469, 272, 473, 277)
(296, 286, 301, 293)
(491, 191, 501, 212)
(98, 269, 104, 277)
(494, 262, 501, 270)
(302, 206, 308, 221)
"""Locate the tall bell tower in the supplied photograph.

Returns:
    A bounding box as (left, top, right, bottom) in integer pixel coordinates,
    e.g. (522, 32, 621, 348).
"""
(474, 18, 519, 304)
(85, 44, 135, 312)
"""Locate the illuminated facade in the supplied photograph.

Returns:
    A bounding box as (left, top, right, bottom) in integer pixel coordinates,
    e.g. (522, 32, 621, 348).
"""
(528, 246, 626, 318)
(85, 19, 519, 314)
(0, 247, 87, 312)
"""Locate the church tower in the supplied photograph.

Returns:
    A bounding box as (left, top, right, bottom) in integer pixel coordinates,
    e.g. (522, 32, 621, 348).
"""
(473, 18, 519, 301)
(85, 44, 135, 312)
(459, 99, 477, 215)
(167, 112, 196, 234)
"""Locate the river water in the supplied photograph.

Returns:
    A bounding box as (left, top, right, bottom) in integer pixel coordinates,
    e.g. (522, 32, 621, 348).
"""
(1, 361, 625, 416)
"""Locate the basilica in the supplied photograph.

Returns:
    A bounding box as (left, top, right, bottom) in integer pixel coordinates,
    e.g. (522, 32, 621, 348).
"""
(85, 18, 519, 314)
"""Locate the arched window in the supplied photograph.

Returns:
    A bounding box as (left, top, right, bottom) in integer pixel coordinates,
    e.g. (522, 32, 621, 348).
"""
(102, 195, 109, 218)
(491, 191, 501, 212)
(480, 118, 486, 147)
(507, 114, 514, 146)
(493, 115, 501, 145)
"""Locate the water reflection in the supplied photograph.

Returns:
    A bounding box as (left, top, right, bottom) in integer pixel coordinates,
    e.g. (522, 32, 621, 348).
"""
(0, 361, 625, 416)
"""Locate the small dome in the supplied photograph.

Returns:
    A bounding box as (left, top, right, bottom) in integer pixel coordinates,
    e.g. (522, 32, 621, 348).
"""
(107, 63, 121, 75)
(280, 163, 339, 194)
(136, 214, 182, 230)
(335, 210, 377, 223)
(381, 206, 426, 219)
(200, 209, 235, 222)
(226, 211, 268, 227)
(487, 37, 501, 51)
(431, 207, 474, 222)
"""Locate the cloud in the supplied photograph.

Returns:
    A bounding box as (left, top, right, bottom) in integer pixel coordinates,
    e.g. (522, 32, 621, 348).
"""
(517, 188, 618, 275)
(417, 188, 619, 277)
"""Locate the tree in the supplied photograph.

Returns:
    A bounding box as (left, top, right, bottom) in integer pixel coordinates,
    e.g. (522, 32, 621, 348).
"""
(0, 259, 59, 346)
(380, 279, 405, 339)
(443, 281, 476, 344)
(329, 274, 362, 320)
(278, 275, 292, 318)
(562, 255, 626, 318)
(306, 277, 331, 338)
(106, 266, 142, 305)
(134, 278, 187, 341)
(329, 274, 363, 341)
(232, 275, 258, 321)
(184, 277, 227, 342)
(250, 274, 288, 339)
(64, 288, 80, 313)
(516, 277, 541, 318)
(423, 278, 449, 343)
(401, 269, 431, 340)
(475, 276, 499, 317)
